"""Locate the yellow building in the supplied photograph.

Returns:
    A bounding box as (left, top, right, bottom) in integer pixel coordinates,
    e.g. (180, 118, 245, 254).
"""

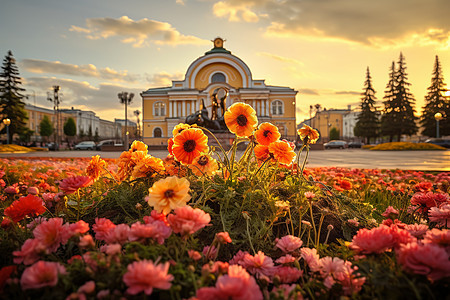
(309, 108, 350, 142)
(141, 38, 297, 145)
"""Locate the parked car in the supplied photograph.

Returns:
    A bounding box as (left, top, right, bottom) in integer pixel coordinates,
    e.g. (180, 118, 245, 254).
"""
(74, 141, 96, 150)
(96, 140, 114, 150)
(324, 140, 348, 149)
(424, 138, 450, 148)
(46, 142, 59, 151)
(348, 141, 363, 148)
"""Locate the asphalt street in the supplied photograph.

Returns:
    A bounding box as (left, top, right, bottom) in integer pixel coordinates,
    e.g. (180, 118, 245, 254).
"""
(1, 148, 449, 171)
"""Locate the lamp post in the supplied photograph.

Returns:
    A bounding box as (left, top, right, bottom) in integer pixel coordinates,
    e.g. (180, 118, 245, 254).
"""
(47, 86, 61, 150)
(434, 112, 443, 138)
(118, 92, 134, 150)
(134, 110, 141, 140)
(3, 119, 11, 144)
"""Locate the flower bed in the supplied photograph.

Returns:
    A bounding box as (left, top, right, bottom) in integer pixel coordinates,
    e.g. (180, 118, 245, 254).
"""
(370, 142, 446, 151)
(0, 108, 449, 299)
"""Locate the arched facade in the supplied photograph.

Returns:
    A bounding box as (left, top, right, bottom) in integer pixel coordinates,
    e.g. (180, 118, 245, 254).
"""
(141, 38, 298, 145)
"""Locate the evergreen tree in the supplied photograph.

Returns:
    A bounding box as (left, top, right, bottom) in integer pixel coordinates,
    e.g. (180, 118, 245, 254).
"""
(88, 125, 93, 139)
(39, 115, 53, 141)
(329, 127, 340, 140)
(63, 117, 77, 137)
(381, 53, 418, 141)
(354, 67, 380, 143)
(420, 55, 450, 137)
(0, 51, 28, 142)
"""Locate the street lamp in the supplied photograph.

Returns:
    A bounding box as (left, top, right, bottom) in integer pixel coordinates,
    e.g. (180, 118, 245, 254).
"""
(118, 92, 134, 150)
(434, 112, 443, 138)
(3, 118, 11, 144)
(47, 86, 61, 150)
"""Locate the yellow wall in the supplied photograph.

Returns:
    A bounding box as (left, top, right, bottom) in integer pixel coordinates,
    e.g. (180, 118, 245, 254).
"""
(311, 111, 344, 141)
(193, 62, 243, 90)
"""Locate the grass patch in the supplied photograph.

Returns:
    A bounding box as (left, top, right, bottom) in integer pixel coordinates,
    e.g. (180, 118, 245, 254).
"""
(370, 142, 446, 151)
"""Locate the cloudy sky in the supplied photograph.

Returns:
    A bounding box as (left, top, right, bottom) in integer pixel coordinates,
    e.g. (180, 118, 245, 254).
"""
(1, 0, 449, 124)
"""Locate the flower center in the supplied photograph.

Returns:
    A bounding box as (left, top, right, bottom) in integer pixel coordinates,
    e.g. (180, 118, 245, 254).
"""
(164, 189, 174, 198)
(183, 140, 197, 153)
(263, 130, 271, 138)
(197, 156, 209, 166)
(237, 114, 248, 126)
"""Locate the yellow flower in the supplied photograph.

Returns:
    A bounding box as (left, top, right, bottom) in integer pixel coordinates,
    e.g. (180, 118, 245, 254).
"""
(146, 176, 191, 214)
(86, 155, 107, 181)
(172, 123, 191, 137)
(224, 102, 258, 137)
(132, 155, 165, 178)
(297, 124, 319, 145)
(129, 140, 148, 154)
(268, 140, 296, 165)
(254, 122, 280, 146)
(189, 153, 218, 176)
(172, 128, 209, 165)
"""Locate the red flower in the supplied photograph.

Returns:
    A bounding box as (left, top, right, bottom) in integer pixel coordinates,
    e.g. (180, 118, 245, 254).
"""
(4, 195, 46, 223)
(58, 176, 93, 194)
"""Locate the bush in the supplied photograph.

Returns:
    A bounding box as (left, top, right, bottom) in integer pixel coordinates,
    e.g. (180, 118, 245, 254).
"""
(370, 142, 446, 151)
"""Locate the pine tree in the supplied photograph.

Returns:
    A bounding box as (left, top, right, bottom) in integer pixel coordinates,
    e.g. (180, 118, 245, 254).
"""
(63, 117, 77, 137)
(381, 53, 418, 141)
(0, 51, 28, 142)
(420, 55, 450, 137)
(354, 67, 380, 144)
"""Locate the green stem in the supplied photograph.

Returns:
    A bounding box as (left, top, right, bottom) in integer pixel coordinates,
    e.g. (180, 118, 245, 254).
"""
(295, 144, 306, 177)
(309, 203, 317, 247)
(76, 189, 81, 221)
(198, 126, 231, 173)
(300, 146, 310, 178)
(315, 214, 325, 248)
(244, 214, 256, 255)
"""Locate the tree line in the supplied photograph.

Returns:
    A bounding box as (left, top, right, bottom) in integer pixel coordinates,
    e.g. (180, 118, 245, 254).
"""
(354, 53, 450, 143)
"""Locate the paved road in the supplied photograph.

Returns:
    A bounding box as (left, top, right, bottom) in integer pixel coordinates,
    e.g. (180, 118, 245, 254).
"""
(1, 148, 449, 171)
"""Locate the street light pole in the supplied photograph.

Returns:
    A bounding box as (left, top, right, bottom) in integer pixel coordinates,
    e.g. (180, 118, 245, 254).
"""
(118, 92, 134, 150)
(47, 86, 61, 150)
(434, 112, 443, 138)
(3, 119, 11, 144)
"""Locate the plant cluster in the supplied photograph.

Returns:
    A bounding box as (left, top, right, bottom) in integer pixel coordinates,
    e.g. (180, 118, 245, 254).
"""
(0, 103, 449, 299)
(369, 142, 446, 151)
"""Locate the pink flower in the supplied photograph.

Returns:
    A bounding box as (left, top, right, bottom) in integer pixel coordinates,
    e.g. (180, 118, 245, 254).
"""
(102, 243, 122, 256)
(276, 235, 303, 253)
(397, 242, 450, 281)
(429, 204, 450, 227)
(78, 281, 95, 294)
(92, 218, 116, 241)
(433, 193, 450, 205)
(143, 210, 169, 226)
(350, 225, 395, 254)
(411, 192, 437, 213)
(273, 266, 303, 283)
(333, 262, 366, 296)
(242, 251, 275, 277)
(423, 228, 450, 253)
(229, 250, 249, 266)
(188, 250, 202, 261)
(275, 254, 296, 265)
(79, 235, 95, 248)
(404, 224, 429, 238)
(104, 224, 130, 245)
(13, 238, 46, 265)
(27, 187, 39, 195)
(20, 261, 66, 290)
(203, 245, 218, 260)
(196, 265, 263, 300)
(318, 256, 346, 277)
(381, 206, 399, 219)
(304, 192, 315, 200)
(4, 186, 19, 194)
(347, 218, 359, 227)
(123, 260, 173, 295)
(300, 248, 321, 272)
(216, 232, 232, 244)
(167, 206, 211, 237)
(58, 175, 93, 194)
(128, 221, 172, 245)
(33, 218, 69, 252)
(68, 220, 90, 235)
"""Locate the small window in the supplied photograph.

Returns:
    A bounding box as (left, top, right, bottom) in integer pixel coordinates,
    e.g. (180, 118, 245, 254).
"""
(153, 127, 162, 137)
(211, 73, 226, 83)
(271, 100, 284, 115)
(154, 102, 166, 116)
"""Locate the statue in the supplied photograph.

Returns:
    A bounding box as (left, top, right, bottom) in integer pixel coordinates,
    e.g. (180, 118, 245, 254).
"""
(185, 88, 228, 131)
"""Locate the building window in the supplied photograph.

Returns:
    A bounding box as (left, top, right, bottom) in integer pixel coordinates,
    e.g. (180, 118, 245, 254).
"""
(153, 127, 162, 137)
(211, 72, 226, 83)
(153, 102, 166, 116)
(272, 100, 284, 115)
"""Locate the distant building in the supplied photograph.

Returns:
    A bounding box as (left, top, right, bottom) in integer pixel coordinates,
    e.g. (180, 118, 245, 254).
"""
(342, 110, 360, 140)
(114, 119, 137, 140)
(307, 107, 351, 142)
(141, 37, 298, 145)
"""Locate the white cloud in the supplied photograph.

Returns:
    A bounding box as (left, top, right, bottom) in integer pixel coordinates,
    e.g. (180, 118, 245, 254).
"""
(21, 59, 140, 83)
(257, 52, 304, 65)
(212, 0, 450, 48)
(146, 71, 184, 87)
(70, 16, 210, 47)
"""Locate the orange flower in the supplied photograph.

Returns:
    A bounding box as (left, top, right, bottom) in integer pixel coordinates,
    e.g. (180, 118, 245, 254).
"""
(268, 140, 296, 165)
(172, 123, 191, 137)
(172, 128, 209, 165)
(254, 122, 280, 146)
(167, 138, 174, 156)
(189, 154, 218, 176)
(4, 195, 46, 222)
(117, 151, 134, 181)
(224, 102, 258, 137)
(297, 124, 319, 145)
(132, 155, 165, 178)
(146, 176, 191, 214)
(86, 155, 107, 181)
(254, 144, 270, 161)
(129, 140, 148, 154)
